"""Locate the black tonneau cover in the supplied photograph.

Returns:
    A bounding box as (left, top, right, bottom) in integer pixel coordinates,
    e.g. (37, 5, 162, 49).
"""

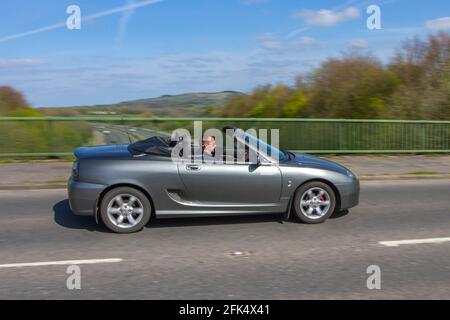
(128, 136, 174, 157)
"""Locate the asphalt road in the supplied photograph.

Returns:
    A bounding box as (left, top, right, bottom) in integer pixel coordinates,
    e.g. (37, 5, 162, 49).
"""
(91, 123, 168, 145)
(0, 180, 449, 299)
(91, 124, 133, 145)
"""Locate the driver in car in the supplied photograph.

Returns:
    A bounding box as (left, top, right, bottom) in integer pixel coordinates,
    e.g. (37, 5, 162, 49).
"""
(202, 135, 216, 161)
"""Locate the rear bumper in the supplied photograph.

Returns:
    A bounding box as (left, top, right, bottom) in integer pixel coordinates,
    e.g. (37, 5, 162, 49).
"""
(68, 179, 107, 216)
(336, 178, 360, 210)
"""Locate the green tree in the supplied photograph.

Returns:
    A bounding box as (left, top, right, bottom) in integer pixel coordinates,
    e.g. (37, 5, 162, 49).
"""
(388, 33, 450, 120)
(0, 86, 30, 115)
(282, 91, 307, 117)
(300, 56, 400, 119)
(220, 32, 450, 120)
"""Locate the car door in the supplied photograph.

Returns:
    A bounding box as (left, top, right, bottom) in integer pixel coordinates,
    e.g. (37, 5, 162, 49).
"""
(177, 153, 282, 206)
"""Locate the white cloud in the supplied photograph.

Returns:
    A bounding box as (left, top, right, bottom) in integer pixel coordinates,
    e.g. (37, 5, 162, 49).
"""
(256, 33, 284, 49)
(0, 59, 46, 67)
(425, 17, 450, 30)
(3, 49, 323, 106)
(297, 36, 315, 45)
(351, 39, 368, 48)
(257, 33, 276, 42)
(295, 7, 360, 27)
(261, 41, 284, 50)
(257, 33, 319, 50)
(116, 0, 136, 46)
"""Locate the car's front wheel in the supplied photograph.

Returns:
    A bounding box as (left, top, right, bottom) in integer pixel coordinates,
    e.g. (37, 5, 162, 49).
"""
(100, 187, 152, 233)
(293, 181, 336, 224)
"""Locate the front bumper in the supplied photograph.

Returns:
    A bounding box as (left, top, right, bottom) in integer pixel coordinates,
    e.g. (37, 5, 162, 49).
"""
(68, 179, 107, 216)
(336, 177, 360, 210)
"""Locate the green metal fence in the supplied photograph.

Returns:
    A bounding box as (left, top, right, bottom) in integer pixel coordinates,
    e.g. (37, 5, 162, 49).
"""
(0, 117, 449, 157)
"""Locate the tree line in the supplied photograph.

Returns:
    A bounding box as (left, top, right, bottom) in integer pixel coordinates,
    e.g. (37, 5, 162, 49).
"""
(0, 87, 92, 155)
(220, 33, 450, 120)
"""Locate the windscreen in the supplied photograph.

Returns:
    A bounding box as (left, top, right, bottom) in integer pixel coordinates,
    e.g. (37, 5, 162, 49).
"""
(225, 128, 286, 162)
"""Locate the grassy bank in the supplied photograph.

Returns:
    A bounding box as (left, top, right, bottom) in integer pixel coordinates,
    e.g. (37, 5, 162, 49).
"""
(0, 120, 92, 155)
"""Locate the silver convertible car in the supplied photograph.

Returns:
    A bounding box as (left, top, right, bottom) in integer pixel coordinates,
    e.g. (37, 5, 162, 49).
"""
(68, 128, 359, 233)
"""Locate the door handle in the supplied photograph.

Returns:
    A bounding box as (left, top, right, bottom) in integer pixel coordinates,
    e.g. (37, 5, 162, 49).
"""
(186, 164, 201, 171)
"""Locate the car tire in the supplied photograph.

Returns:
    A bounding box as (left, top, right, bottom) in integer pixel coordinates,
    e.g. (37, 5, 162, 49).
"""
(293, 181, 336, 224)
(100, 187, 152, 233)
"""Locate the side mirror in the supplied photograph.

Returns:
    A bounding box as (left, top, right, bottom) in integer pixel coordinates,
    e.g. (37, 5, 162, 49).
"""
(257, 153, 275, 166)
(252, 153, 266, 166)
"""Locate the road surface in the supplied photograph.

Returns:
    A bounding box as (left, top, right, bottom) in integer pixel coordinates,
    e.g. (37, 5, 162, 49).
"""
(0, 180, 449, 299)
(91, 123, 168, 145)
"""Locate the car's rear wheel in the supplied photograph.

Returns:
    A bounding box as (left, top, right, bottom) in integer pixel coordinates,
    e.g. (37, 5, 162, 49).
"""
(100, 187, 152, 233)
(293, 181, 336, 224)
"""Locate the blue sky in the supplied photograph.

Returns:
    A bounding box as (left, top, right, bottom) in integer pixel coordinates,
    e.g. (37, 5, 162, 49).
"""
(0, 0, 449, 107)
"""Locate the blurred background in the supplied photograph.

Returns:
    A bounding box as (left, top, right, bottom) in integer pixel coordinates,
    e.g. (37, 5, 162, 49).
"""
(0, 0, 448, 156)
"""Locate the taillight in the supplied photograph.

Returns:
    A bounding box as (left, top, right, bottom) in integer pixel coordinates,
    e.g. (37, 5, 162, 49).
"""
(72, 160, 80, 179)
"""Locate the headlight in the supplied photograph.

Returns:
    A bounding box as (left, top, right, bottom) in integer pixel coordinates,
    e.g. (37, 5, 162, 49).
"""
(72, 160, 80, 179)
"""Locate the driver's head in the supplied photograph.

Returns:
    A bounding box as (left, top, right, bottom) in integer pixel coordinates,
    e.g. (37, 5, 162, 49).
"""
(202, 135, 216, 153)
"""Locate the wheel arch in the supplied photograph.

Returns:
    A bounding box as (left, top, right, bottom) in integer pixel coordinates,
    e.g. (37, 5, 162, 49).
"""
(95, 183, 156, 224)
(292, 178, 341, 211)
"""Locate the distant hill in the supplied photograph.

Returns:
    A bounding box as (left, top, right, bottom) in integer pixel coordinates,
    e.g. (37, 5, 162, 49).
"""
(41, 91, 244, 117)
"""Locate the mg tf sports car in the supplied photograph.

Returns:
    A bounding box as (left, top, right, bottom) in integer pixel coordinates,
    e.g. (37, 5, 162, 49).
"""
(68, 128, 359, 233)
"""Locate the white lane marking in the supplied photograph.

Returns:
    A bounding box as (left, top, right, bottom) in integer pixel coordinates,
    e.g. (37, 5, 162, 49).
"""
(379, 237, 450, 247)
(0, 258, 123, 269)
